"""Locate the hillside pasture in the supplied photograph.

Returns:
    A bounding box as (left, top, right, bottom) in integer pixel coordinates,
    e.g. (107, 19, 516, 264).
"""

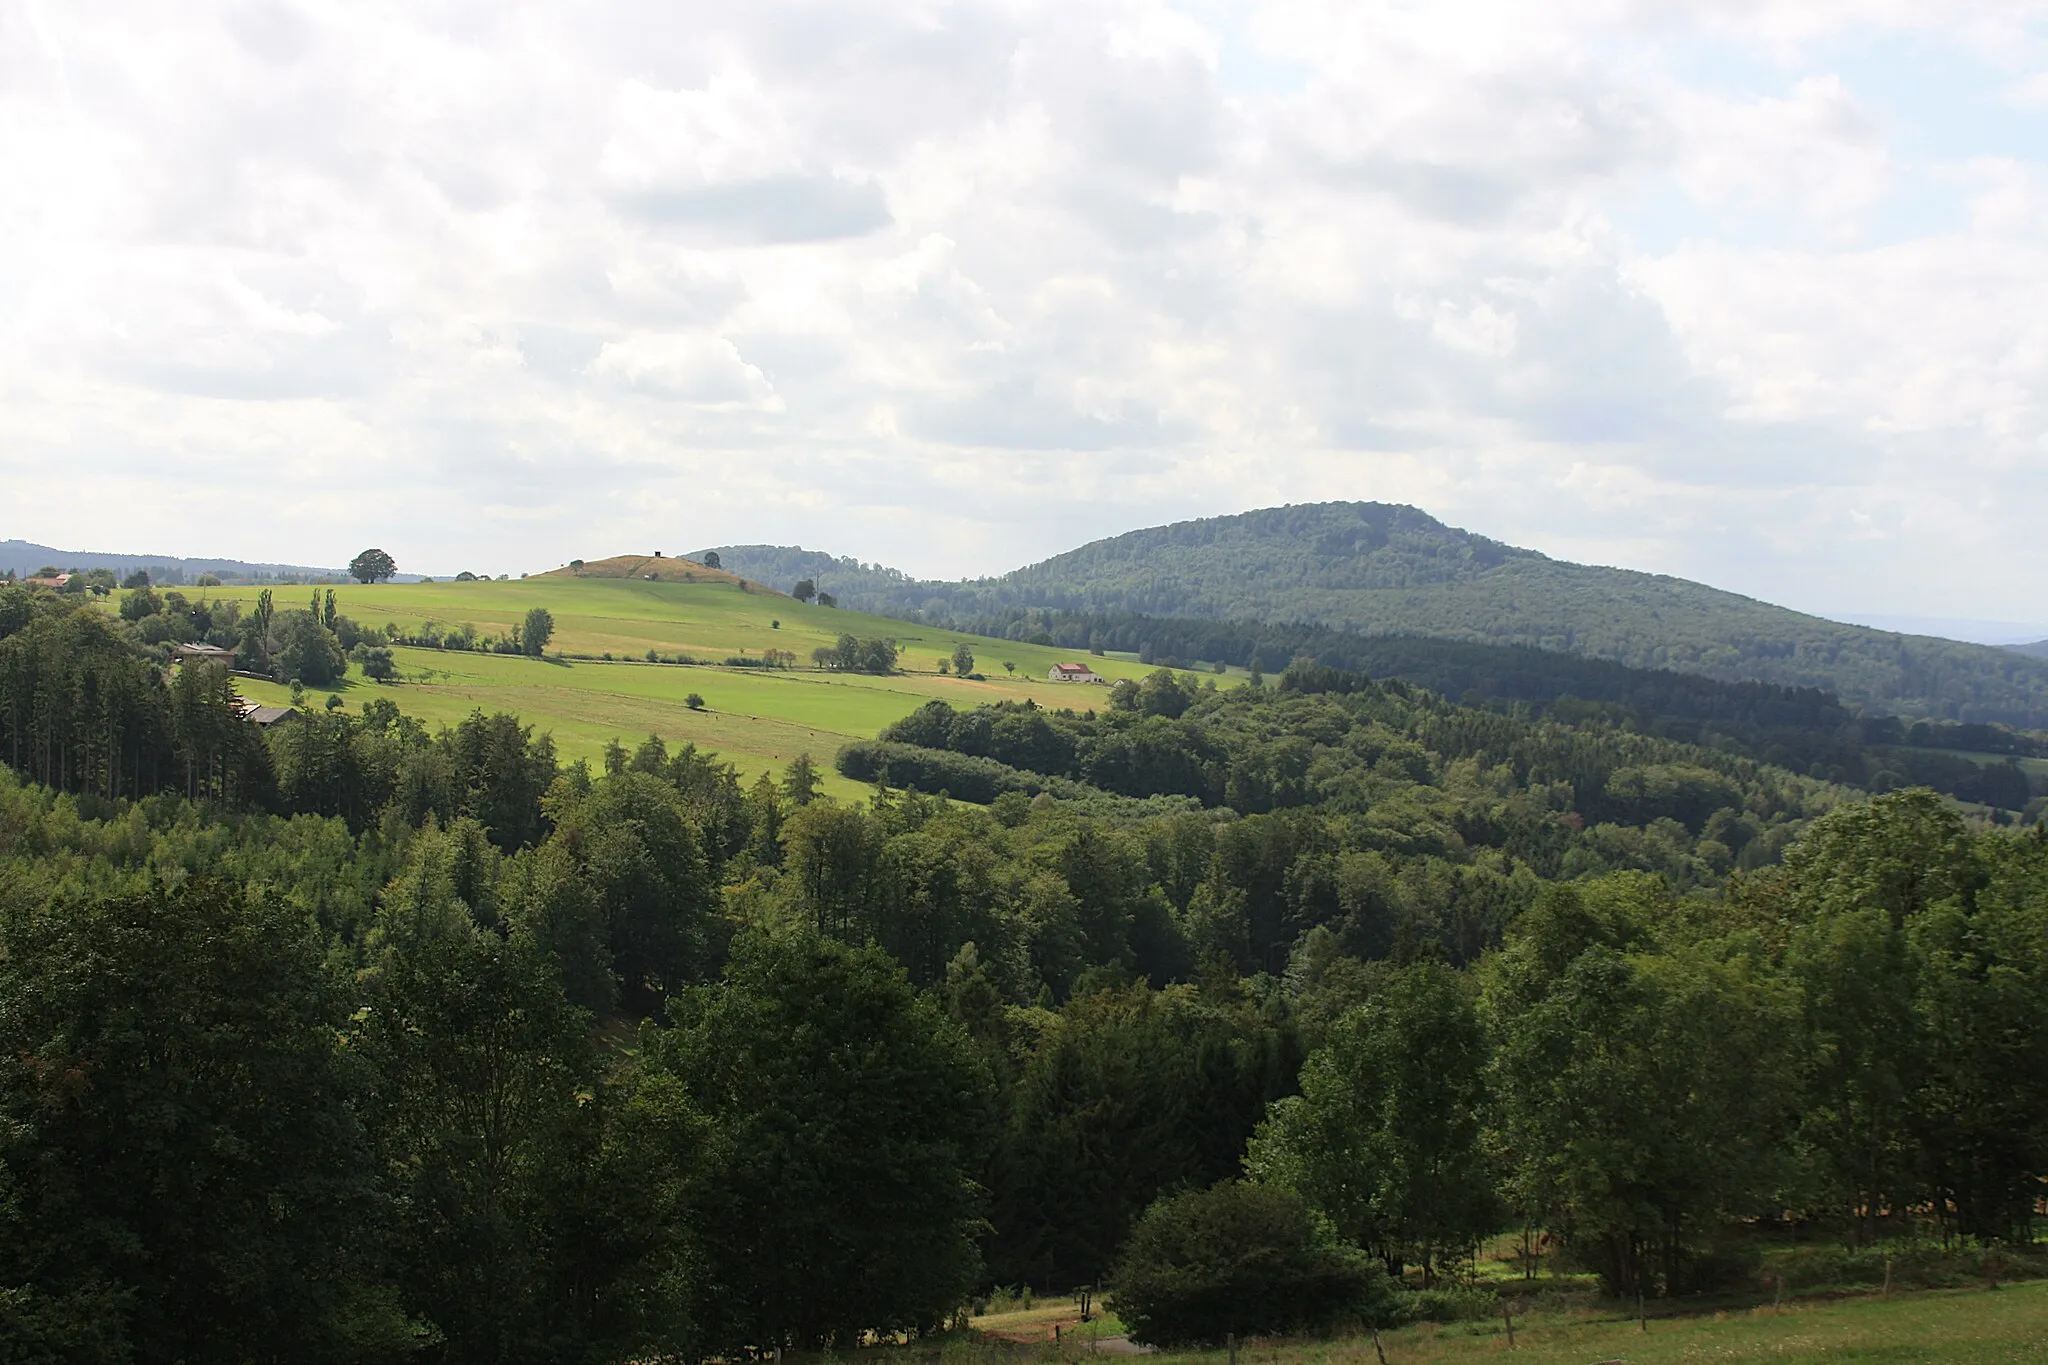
(170, 576, 1162, 682)
(201, 577, 1214, 796)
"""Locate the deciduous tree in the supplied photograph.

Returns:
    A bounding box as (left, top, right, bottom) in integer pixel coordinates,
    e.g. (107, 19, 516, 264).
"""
(1246, 960, 1498, 1282)
(350, 548, 397, 584)
(650, 932, 991, 1354)
(520, 607, 553, 657)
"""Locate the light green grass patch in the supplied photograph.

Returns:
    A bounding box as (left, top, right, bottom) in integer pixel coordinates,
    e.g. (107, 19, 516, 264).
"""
(1127, 1282, 2048, 1365)
(155, 578, 1187, 685)
(135, 577, 1239, 800)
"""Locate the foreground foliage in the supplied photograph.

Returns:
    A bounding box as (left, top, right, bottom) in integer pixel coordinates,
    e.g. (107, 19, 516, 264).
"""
(1109, 1182, 1385, 1347)
(1, 593, 2045, 1362)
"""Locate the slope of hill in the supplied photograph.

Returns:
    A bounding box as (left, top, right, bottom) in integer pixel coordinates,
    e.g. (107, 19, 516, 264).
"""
(2011, 640, 2048, 661)
(1, 538, 354, 585)
(166, 575, 1160, 796)
(704, 504, 2048, 726)
(535, 553, 771, 591)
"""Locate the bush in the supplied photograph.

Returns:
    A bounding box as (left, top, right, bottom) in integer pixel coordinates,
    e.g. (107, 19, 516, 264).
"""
(1382, 1287, 1497, 1326)
(685, 693, 706, 711)
(1774, 1239, 2048, 1292)
(1109, 1181, 1386, 1347)
(351, 645, 396, 682)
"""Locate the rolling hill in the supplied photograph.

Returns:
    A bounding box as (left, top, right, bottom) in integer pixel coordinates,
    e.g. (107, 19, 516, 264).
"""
(172, 573, 1171, 798)
(703, 503, 2048, 726)
(534, 553, 769, 590)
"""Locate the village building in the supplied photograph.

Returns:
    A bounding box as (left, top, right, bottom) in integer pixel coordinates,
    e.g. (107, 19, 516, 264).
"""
(1048, 661, 1103, 684)
(233, 700, 298, 729)
(171, 642, 236, 665)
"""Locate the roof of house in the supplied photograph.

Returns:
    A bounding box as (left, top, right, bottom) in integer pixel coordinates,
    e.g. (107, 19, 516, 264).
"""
(172, 642, 235, 659)
(242, 705, 296, 726)
(1052, 662, 1097, 673)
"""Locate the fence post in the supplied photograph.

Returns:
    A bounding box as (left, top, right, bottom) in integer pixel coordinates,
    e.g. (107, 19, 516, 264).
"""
(1227, 1332, 1237, 1365)
(1502, 1299, 1515, 1348)
(1883, 1256, 1893, 1296)
(1370, 1326, 1388, 1365)
(1638, 1292, 1647, 1333)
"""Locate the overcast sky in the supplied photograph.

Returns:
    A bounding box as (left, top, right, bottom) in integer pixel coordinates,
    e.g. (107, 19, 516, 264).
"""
(4, 1, 2045, 625)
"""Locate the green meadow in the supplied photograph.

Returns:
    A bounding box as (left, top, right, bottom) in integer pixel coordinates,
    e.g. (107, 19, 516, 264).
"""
(185, 576, 1216, 796)
(967, 1282, 2048, 1365)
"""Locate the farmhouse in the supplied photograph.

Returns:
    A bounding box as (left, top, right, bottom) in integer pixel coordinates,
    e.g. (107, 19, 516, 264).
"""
(25, 573, 70, 588)
(233, 699, 299, 729)
(1048, 661, 1103, 684)
(171, 643, 236, 666)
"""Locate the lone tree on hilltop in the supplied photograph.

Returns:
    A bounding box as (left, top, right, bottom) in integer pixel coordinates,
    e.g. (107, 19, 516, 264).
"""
(521, 607, 554, 657)
(349, 548, 397, 584)
(701, 551, 721, 570)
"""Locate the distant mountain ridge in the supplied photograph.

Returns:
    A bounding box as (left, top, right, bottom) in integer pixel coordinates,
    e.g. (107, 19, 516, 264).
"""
(2, 539, 355, 585)
(2011, 640, 2048, 661)
(703, 502, 2048, 726)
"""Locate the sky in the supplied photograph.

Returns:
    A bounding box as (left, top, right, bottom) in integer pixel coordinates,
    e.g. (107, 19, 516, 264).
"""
(3, 1, 2046, 631)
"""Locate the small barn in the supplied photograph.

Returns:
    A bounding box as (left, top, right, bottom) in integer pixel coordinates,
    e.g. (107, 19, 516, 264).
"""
(233, 700, 299, 729)
(172, 643, 236, 666)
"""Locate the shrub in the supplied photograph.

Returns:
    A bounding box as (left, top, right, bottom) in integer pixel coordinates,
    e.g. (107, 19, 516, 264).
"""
(685, 693, 706, 711)
(352, 645, 397, 683)
(1774, 1239, 2048, 1292)
(1109, 1181, 1386, 1347)
(1383, 1287, 1497, 1326)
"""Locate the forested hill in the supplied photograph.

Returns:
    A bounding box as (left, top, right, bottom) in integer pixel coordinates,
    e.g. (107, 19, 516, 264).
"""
(704, 503, 2048, 726)
(0, 538, 347, 585)
(2012, 639, 2048, 660)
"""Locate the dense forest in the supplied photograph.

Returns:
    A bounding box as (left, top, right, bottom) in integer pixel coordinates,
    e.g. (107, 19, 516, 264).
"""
(4, 581, 2047, 1362)
(703, 503, 2048, 725)
(877, 617, 2048, 817)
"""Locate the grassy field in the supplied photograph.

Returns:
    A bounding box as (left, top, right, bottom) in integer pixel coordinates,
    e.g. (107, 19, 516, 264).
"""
(168, 577, 1217, 798)
(967, 1282, 2048, 1363)
(1938, 748, 2048, 779)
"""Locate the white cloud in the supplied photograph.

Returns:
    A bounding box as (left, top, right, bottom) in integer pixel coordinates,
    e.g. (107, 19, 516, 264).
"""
(0, 0, 2044, 620)
(585, 334, 780, 407)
